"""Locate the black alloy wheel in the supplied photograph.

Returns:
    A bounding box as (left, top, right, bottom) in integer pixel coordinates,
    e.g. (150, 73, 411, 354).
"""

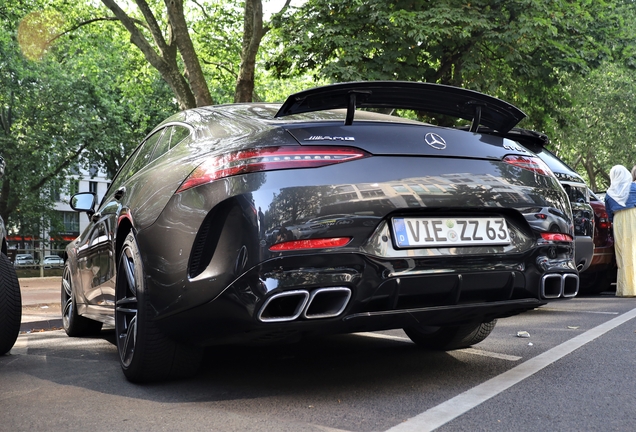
(61, 263, 103, 337)
(404, 320, 497, 351)
(0, 253, 21, 355)
(115, 232, 202, 383)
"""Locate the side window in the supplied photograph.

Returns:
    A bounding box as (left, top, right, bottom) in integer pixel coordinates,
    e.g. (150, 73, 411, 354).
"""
(170, 126, 190, 149)
(150, 125, 191, 162)
(150, 127, 173, 162)
(128, 129, 164, 176)
(106, 129, 164, 197)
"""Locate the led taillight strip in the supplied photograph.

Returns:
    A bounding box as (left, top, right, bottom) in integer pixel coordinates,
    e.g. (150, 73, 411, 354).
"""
(540, 232, 573, 242)
(177, 146, 369, 193)
(270, 237, 352, 251)
(503, 155, 553, 177)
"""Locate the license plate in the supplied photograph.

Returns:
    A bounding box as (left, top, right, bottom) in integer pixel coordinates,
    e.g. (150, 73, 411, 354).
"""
(392, 216, 511, 248)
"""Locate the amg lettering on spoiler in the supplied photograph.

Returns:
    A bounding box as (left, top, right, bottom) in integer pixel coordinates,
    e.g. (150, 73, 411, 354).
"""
(304, 136, 355, 141)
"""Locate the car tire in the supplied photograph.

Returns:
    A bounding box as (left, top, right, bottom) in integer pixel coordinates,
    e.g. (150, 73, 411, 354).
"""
(403, 320, 497, 351)
(61, 264, 103, 336)
(115, 232, 203, 383)
(0, 252, 21, 355)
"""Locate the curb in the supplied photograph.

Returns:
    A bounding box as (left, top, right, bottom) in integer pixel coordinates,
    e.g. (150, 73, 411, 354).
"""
(20, 318, 63, 333)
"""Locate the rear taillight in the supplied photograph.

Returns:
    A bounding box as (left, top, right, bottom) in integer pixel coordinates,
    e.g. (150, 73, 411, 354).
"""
(270, 237, 352, 251)
(540, 232, 573, 242)
(177, 146, 369, 193)
(503, 155, 553, 176)
(598, 210, 611, 229)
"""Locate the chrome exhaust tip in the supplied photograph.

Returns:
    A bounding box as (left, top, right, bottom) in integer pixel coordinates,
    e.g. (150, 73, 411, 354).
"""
(541, 274, 563, 299)
(562, 273, 579, 298)
(303, 287, 352, 319)
(257, 290, 309, 323)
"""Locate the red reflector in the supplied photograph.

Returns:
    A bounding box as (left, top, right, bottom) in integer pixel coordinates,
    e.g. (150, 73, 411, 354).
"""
(269, 237, 351, 251)
(541, 232, 573, 242)
(503, 155, 553, 176)
(177, 146, 369, 193)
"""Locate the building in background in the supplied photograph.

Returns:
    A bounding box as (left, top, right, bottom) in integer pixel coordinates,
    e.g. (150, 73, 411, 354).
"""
(7, 164, 109, 259)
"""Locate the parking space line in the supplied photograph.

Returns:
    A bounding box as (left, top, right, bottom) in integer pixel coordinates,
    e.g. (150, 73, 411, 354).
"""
(540, 308, 620, 315)
(355, 332, 411, 342)
(384, 306, 636, 432)
(355, 333, 522, 361)
(10, 337, 28, 356)
(456, 348, 521, 362)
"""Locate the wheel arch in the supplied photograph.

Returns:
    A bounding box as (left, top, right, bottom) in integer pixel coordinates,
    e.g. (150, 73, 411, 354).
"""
(115, 217, 135, 266)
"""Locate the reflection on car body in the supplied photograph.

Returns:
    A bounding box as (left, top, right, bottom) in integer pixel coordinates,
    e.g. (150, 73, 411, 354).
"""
(62, 81, 580, 382)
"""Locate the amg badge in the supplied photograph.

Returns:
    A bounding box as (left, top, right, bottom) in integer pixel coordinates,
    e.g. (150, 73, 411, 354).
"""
(305, 136, 355, 141)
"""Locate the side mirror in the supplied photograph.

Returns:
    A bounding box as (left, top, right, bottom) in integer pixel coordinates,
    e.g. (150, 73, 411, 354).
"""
(70, 192, 97, 214)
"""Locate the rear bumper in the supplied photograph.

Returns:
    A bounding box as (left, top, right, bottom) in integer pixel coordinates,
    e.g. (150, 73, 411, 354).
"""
(155, 248, 577, 346)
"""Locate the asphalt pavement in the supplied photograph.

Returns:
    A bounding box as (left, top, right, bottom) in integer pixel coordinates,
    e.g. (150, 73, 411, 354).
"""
(18, 276, 63, 333)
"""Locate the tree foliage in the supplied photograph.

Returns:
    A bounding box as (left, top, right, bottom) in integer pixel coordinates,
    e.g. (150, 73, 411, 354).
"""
(267, 0, 632, 129)
(550, 63, 636, 191)
(0, 0, 176, 231)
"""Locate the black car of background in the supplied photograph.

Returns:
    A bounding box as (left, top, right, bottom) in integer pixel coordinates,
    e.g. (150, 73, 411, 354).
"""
(0, 155, 22, 355)
(478, 128, 595, 274)
(64, 81, 578, 382)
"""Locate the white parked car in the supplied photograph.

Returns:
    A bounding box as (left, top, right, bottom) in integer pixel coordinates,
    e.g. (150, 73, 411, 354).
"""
(43, 255, 64, 268)
(14, 253, 35, 267)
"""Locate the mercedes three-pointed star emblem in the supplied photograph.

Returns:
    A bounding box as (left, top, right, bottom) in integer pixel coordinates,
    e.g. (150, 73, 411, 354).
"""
(424, 132, 447, 150)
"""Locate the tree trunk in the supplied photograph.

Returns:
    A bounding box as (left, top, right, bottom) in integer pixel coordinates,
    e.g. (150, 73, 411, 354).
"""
(101, 0, 210, 109)
(165, 0, 213, 107)
(234, 0, 264, 103)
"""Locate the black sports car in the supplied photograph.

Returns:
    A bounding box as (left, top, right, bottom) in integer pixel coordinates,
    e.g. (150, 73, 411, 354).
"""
(64, 81, 579, 382)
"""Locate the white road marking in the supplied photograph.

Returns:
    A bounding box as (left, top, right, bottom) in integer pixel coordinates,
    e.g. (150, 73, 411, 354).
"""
(355, 332, 411, 342)
(354, 333, 521, 361)
(384, 306, 636, 432)
(540, 307, 620, 315)
(456, 348, 521, 362)
(10, 337, 28, 356)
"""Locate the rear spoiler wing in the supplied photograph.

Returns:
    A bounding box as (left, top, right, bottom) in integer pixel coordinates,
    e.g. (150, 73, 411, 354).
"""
(275, 81, 526, 133)
(463, 126, 550, 147)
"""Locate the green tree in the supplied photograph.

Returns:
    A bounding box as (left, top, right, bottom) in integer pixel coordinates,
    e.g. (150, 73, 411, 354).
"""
(89, 0, 292, 107)
(550, 63, 636, 191)
(0, 1, 176, 229)
(267, 0, 632, 129)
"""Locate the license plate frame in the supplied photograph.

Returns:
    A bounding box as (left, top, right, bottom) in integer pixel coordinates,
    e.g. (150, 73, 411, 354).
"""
(391, 216, 511, 248)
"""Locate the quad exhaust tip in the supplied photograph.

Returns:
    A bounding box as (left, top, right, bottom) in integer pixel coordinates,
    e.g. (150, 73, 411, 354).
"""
(303, 287, 352, 319)
(257, 290, 309, 323)
(258, 287, 352, 323)
(541, 273, 579, 299)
